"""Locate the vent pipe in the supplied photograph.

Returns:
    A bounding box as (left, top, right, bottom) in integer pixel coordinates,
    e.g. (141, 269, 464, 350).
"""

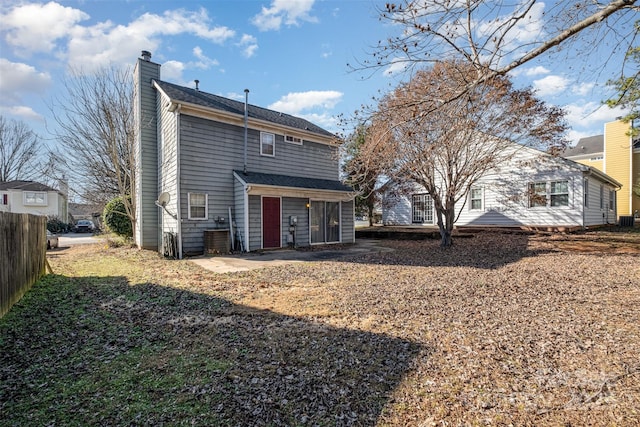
(194, 80, 199, 91)
(243, 89, 249, 175)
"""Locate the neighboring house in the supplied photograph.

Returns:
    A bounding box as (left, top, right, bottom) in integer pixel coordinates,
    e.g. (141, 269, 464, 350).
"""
(134, 51, 354, 257)
(0, 180, 68, 221)
(562, 119, 640, 219)
(68, 202, 103, 228)
(382, 143, 621, 229)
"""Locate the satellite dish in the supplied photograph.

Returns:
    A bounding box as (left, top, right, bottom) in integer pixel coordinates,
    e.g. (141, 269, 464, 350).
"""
(157, 192, 170, 207)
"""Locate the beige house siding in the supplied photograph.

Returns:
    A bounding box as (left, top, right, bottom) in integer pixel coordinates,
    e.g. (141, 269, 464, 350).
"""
(604, 121, 633, 216)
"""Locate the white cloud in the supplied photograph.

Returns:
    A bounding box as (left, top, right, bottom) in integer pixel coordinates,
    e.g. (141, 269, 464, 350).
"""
(383, 58, 408, 76)
(0, 105, 44, 122)
(0, 59, 51, 103)
(161, 60, 186, 81)
(564, 101, 627, 129)
(237, 34, 258, 58)
(533, 75, 569, 97)
(524, 66, 550, 76)
(252, 0, 318, 31)
(1, 1, 89, 54)
(268, 90, 342, 114)
(192, 46, 219, 69)
(572, 82, 595, 97)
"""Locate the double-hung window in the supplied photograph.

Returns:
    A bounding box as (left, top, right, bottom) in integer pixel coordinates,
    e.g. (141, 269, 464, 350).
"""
(188, 193, 207, 220)
(528, 182, 547, 208)
(550, 181, 569, 207)
(260, 132, 275, 156)
(470, 187, 483, 210)
(609, 190, 616, 211)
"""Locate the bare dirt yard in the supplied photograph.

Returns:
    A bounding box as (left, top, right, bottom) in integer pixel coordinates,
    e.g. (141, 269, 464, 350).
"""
(1, 230, 639, 426)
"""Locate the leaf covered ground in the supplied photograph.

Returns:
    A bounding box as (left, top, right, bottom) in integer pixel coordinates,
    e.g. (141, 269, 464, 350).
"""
(1, 230, 639, 426)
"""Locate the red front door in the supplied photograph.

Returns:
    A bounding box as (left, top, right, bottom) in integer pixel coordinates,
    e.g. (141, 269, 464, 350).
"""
(262, 197, 281, 248)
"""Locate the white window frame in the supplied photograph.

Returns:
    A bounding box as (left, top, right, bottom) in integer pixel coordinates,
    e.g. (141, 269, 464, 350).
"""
(187, 192, 208, 220)
(528, 182, 547, 208)
(23, 191, 47, 206)
(584, 179, 589, 208)
(609, 189, 615, 211)
(469, 187, 483, 211)
(260, 132, 275, 157)
(284, 134, 303, 145)
(549, 180, 569, 207)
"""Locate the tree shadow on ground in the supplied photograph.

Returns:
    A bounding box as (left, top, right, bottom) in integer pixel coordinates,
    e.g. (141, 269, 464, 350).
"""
(0, 274, 421, 426)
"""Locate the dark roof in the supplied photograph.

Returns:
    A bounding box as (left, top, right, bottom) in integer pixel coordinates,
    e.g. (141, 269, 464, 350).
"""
(234, 170, 353, 193)
(0, 180, 58, 192)
(155, 80, 336, 139)
(562, 134, 604, 158)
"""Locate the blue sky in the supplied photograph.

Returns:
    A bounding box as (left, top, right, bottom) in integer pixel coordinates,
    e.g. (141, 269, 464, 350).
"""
(0, 0, 632, 152)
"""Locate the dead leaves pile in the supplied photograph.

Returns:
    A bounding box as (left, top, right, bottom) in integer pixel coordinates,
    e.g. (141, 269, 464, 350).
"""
(2, 231, 639, 426)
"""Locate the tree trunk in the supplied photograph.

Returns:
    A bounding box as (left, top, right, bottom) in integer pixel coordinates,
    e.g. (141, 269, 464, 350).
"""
(436, 205, 455, 247)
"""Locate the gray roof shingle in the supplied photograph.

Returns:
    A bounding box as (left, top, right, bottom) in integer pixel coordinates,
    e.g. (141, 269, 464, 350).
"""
(0, 180, 58, 192)
(563, 135, 604, 158)
(234, 170, 352, 193)
(155, 80, 336, 139)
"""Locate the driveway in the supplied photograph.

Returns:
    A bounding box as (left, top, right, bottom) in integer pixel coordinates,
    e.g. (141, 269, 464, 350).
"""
(57, 232, 99, 247)
(191, 239, 391, 273)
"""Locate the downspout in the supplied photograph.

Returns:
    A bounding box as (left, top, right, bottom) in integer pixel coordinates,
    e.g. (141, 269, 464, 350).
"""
(175, 104, 183, 259)
(244, 184, 250, 252)
(243, 89, 249, 175)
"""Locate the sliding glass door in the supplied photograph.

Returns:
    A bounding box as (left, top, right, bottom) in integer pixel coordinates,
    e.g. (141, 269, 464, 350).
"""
(310, 201, 340, 244)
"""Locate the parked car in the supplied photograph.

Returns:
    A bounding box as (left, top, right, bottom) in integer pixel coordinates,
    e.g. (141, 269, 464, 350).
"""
(74, 220, 95, 233)
(46, 230, 59, 250)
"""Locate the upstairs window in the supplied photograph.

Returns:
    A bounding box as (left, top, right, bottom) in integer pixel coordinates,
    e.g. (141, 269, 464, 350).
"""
(188, 193, 207, 220)
(24, 191, 47, 206)
(260, 132, 275, 157)
(285, 134, 303, 145)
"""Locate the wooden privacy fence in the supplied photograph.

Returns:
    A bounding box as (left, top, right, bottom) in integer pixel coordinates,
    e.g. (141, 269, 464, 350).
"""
(1, 212, 47, 317)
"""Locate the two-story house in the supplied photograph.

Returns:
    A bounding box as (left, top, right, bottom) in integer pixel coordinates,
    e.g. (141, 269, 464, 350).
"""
(134, 51, 354, 258)
(0, 180, 68, 221)
(562, 119, 640, 220)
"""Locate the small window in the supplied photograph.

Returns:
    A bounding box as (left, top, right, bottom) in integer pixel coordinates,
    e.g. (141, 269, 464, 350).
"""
(589, 156, 603, 161)
(260, 132, 275, 156)
(188, 193, 207, 220)
(1, 194, 7, 205)
(550, 180, 569, 207)
(600, 185, 604, 209)
(609, 190, 615, 211)
(584, 179, 589, 208)
(24, 191, 47, 206)
(470, 187, 483, 210)
(285, 134, 303, 145)
(528, 182, 547, 208)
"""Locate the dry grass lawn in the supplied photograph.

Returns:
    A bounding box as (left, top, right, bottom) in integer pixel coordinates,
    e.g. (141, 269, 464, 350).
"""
(1, 230, 639, 426)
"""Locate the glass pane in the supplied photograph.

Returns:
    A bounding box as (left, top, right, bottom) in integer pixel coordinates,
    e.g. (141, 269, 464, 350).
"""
(326, 202, 340, 243)
(550, 194, 568, 207)
(310, 201, 324, 243)
(551, 181, 568, 194)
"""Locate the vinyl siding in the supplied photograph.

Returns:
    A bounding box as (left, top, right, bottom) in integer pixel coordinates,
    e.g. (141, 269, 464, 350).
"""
(282, 197, 310, 247)
(178, 114, 348, 253)
(604, 121, 633, 216)
(233, 177, 246, 251)
(157, 94, 179, 236)
(134, 58, 160, 249)
(634, 152, 640, 215)
(341, 200, 355, 243)
(248, 195, 261, 251)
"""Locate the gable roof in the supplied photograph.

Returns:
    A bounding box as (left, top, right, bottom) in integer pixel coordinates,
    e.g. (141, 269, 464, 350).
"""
(233, 170, 352, 193)
(0, 180, 58, 192)
(154, 80, 336, 139)
(562, 135, 604, 158)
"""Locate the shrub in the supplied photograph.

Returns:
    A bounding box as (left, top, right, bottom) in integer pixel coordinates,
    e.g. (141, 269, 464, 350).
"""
(47, 216, 70, 233)
(103, 196, 133, 237)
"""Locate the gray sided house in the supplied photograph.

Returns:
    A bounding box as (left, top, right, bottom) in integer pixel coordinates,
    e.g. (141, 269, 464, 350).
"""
(383, 143, 622, 229)
(134, 52, 354, 257)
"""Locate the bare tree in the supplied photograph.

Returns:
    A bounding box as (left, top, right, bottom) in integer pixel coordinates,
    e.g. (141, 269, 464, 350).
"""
(49, 65, 136, 234)
(357, 61, 567, 246)
(342, 124, 383, 226)
(0, 115, 42, 182)
(354, 1, 637, 96)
